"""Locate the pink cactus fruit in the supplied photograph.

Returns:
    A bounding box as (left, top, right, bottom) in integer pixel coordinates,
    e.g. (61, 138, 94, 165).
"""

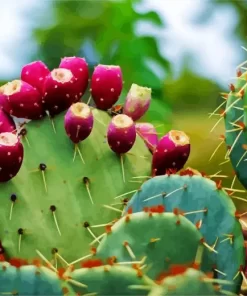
(0, 109, 16, 133)
(20, 61, 50, 94)
(91, 64, 123, 110)
(64, 102, 94, 144)
(42, 68, 77, 116)
(0, 132, 24, 182)
(135, 122, 158, 152)
(59, 57, 89, 101)
(0, 80, 44, 120)
(107, 114, 136, 154)
(152, 130, 190, 176)
(123, 84, 151, 121)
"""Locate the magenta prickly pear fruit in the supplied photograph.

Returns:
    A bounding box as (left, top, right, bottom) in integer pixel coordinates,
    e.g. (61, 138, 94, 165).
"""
(20, 61, 50, 94)
(135, 122, 158, 152)
(42, 68, 77, 116)
(91, 64, 123, 110)
(152, 130, 190, 176)
(64, 102, 94, 143)
(123, 83, 151, 121)
(1, 80, 44, 120)
(59, 56, 89, 100)
(0, 110, 16, 133)
(0, 132, 23, 182)
(107, 114, 136, 154)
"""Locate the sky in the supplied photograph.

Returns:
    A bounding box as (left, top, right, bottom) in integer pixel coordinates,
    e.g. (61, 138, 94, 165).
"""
(0, 0, 245, 87)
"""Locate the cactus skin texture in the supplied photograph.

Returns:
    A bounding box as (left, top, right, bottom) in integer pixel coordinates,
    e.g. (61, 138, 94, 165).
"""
(124, 170, 245, 293)
(148, 268, 218, 296)
(96, 212, 212, 281)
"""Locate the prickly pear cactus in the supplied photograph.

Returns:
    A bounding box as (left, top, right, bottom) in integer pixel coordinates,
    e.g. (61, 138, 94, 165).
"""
(124, 169, 245, 293)
(0, 57, 161, 294)
(219, 69, 247, 190)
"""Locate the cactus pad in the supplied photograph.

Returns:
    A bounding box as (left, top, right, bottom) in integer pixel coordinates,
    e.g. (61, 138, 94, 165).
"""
(124, 171, 245, 293)
(223, 72, 247, 190)
(96, 211, 212, 280)
(0, 108, 151, 265)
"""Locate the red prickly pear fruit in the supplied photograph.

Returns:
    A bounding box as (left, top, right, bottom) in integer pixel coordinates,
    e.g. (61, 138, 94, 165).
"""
(107, 114, 136, 154)
(152, 130, 190, 176)
(64, 102, 94, 144)
(0, 109, 16, 133)
(1, 80, 44, 120)
(123, 84, 151, 121)
(20, 61, 50, 94)
(0, 132, 24, 182)
(135, 122, 158, 152)
(59, 56, 89, 101)
(91, 64, 123, 110)
(42, 68, 78, 116)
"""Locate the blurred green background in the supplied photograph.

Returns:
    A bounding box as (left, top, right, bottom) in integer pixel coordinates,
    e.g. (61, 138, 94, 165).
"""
(1, 0, 247, 203)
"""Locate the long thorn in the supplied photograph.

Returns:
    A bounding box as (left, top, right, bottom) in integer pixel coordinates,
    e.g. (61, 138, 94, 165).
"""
(89, 233, 106, 246)
(42, 171, 48, 193)
(237, 150, 247, 167)
(209, 101, 226, 118)
(50, 117, 56, 134)
(114, 189, 139, 199)
(87, 96, 91, 105)
(25, 136, 31, 147)
(76, 144, 85, 164)
(9, 203, 14, 221)
(209, 141, 224, 162)
(53, 212, 61, 236)
(210, 117, 223, 133)
(120, 154, 125, 183)
(36, 249, 57, 272)
(231, 175, 237, 189)
(73, 145, 77, 162)
(228, 130, 244, 156)
(86, 184, 94, 205)
(18, 234, 22, 253)
(56, 253, 69, 266)
(214, 269, 226, 276)
(87, 227, 99, 242)
(70, 254, 92, 265)
(103, 204, 122, 213)
(67, 279, 87, 288)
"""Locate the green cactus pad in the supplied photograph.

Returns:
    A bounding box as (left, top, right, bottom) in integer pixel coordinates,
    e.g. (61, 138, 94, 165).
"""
(124, 172, 245, 293)
(148, 268, 218, 296)
(96, 211, 212, 281)
(224, 72, 247, 190)
(0, 262, 69, 295)
(70, 264, 152, 295)
(0, 108, 151, 265)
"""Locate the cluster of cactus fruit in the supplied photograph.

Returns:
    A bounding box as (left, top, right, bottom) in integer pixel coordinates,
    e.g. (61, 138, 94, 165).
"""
(0, 54, 245, 296)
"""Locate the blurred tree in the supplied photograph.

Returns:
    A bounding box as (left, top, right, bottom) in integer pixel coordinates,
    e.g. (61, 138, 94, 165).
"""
(162, 57, 223, 112)
(32, 0, 171, 91)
